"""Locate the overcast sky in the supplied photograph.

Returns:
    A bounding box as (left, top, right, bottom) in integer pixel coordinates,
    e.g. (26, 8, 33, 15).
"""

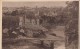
(3, 1, 67, 8)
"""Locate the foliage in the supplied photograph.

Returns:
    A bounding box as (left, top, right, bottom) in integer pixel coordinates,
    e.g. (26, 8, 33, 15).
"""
(65, 1, 79, 48)
(2, 15, 19, 29)
(11, 10, 18, 16)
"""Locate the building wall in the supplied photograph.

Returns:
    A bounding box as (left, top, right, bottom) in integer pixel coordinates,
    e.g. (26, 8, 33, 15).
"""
(32, 19, 36, 25)
(25, 18, 40, 25)
(19, 17, 24, 27)
(36, 19, 39, 25)
(25, 18, 31, 24)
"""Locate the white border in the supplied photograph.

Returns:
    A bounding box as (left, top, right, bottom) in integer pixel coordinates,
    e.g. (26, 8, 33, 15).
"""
(1, 0, 80, 49)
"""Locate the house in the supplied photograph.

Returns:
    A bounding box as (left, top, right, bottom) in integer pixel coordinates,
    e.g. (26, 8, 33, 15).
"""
(19, 9, 47, 38)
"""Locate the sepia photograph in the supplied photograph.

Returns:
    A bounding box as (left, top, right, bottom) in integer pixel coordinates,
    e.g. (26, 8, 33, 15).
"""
(2, 1, 79, 49)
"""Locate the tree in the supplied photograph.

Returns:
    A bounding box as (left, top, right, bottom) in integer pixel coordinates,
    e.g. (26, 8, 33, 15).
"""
(65, 1, 79, 49)
(2, 15, 19, 29)
(11, 10, 18, 16)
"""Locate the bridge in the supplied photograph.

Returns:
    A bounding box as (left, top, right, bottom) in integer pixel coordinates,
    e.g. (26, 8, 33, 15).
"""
(3, 34, 64, 49)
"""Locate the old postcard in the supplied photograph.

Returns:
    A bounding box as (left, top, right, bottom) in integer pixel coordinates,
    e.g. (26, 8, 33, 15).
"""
(2, 0, 79, 49)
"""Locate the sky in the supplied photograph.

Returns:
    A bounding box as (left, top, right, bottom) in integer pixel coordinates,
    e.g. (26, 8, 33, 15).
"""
(2, 1, 67, 8)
